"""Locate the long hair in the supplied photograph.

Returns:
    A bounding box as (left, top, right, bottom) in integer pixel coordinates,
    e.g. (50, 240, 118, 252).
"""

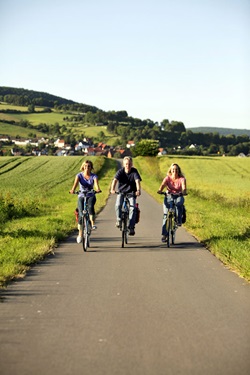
(167, 163, 185, 178)
(80, 160, 93, 171)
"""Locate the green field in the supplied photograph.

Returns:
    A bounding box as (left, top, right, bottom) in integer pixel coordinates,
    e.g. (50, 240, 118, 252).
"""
(0, 121, 46, 138)
(0, 103, 120, 144)
(0, 155, 249, 287)
(0, 156, 117, 286)
(133, 155, 250, 281)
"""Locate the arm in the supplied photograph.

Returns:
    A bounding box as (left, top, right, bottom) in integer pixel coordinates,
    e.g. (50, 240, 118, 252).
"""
(70, 175, 79, 194)
(110, 178, 118, 194)
(157, 178, 167, 194)
(94, 177, 101, 193)
(182, 178, 187, 195)
(135, 179, 141, 196)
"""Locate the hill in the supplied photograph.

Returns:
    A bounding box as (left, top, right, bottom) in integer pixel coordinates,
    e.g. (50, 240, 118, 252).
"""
(0, 86, 249, 157)
(0, 86, 99, 113)
(187, 126, 250, 137)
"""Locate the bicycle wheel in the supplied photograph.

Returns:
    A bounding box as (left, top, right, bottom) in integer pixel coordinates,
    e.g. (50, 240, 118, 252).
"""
(166, 214, 171, 247)
(171, 210, 178, 245)
(121, 213, 128, 248)
(171, 217, 176, 245)
(125, 214, 129, 244)
(82, 216, 89, 252)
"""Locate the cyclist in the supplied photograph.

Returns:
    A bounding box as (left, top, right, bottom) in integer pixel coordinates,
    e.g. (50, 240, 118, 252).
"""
(157, 163, 187, 243)
(70, 160, 101, 243)
(110, 156, 141, 236)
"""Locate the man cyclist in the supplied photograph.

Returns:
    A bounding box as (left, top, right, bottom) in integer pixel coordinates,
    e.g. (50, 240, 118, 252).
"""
(110, 156, 141, 236)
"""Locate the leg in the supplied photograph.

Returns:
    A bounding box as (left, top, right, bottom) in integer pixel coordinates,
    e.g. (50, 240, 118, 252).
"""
(162, 197, 170, 235)
(115, 194, 123, 224)
(87, 195, 96, 228)
(175, 196, 184, 225)
(128, 196, 136, 229)
(77, 197, 84, 242)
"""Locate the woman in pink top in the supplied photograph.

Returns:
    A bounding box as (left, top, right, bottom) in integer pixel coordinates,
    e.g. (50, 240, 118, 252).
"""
(157, 163, 187, 242)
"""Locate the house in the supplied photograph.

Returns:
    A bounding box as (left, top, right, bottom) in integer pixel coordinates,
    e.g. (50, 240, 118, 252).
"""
(54, 139, 65, 148)
(158, 148, 167, 156)
(126, 140, 135, 148)
(0, 135, 10, 142)
(107, 149, 115, 158)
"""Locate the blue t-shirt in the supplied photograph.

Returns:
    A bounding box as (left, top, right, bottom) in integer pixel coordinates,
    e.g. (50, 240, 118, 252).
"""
(115, 167, 141, 194)
(77, 172, 97, 197)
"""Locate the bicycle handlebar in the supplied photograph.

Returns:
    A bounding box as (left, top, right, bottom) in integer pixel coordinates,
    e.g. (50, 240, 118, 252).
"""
(157, 191, 183, 197)
(114, 191, 136, 197)
(70, 190, 102, 195)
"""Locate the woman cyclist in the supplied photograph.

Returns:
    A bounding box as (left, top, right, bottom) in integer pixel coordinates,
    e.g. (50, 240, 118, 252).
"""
(157, 163, 187, 243)
(70, 160, 101, 243)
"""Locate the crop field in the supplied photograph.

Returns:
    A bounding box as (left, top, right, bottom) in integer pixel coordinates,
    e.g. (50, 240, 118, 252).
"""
(0, 156, 117, 286)
(133, 155, 250, 281)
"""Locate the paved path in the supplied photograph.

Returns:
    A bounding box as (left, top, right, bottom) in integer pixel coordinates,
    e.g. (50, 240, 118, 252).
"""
(0, 190, 249, 375)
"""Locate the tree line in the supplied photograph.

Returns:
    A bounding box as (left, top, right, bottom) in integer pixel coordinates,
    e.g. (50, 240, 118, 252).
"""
(0, 86, 249, 156)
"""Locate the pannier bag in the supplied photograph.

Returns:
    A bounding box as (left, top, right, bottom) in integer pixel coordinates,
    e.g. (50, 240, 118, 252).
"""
(135, 203, 140, 224)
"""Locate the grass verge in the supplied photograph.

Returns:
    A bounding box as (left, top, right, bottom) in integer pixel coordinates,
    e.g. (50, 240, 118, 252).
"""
(134, 156, 250, 281)
(0, 156, 117, 287)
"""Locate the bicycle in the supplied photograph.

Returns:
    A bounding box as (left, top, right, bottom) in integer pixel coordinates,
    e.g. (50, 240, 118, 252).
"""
(116, 192, 134, 248)
(158, 191, 181, 247)
(71, 189, 100, 252)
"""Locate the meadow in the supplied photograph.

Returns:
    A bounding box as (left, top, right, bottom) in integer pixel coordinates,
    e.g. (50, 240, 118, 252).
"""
(0, 103, 119, 144)
(0, 156, 117, 286)
(133, 156, 250, 281)
(0, 155, 249, 287)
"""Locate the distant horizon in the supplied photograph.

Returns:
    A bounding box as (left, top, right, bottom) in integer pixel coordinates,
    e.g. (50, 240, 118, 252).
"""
(0, 84, 249, 132)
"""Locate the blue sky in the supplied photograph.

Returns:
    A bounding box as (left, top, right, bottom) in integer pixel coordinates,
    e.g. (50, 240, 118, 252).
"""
(1, 0, 249, 129)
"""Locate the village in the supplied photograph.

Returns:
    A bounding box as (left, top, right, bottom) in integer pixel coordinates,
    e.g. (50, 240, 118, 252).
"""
(0, 135, 151, 157)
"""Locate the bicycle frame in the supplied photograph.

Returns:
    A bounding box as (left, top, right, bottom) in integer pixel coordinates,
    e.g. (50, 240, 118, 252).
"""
(80, 192, 91, 252)
(159, 192, 179, 247)
(116, 192, 132, 248)
(72, 189, 96, 252)
(121, 196, 130, 248)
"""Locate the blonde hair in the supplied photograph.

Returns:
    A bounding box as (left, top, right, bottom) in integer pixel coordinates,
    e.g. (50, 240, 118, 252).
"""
(123, 156, 133, 166)
(167, 163, 184, 177)
(80, 160, 93, 171)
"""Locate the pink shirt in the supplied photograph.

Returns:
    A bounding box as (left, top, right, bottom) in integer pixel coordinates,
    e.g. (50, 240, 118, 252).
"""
(162, 175, 185, 194)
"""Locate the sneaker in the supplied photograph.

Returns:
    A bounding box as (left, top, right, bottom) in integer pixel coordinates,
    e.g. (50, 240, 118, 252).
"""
(177, 223, 182, 227)
(116, 220, 121, 228)
(76, 235, 82, 243)
(92, 225, 97, 230)
(129, 228, 135, 236)
(161, 235, 167, 243)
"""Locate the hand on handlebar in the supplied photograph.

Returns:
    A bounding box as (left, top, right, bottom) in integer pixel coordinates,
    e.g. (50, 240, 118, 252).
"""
(157, 190, 165, 195)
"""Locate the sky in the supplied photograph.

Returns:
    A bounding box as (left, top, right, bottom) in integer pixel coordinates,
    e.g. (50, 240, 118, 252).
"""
(0, 0, 249, 129)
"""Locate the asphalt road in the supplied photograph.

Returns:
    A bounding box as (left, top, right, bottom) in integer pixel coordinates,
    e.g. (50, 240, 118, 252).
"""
(0, 189, 249, 375)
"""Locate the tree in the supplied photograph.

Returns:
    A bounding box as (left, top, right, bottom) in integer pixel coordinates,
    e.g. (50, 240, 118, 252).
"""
(133, 139, 159, 156)
(28, 104, 35, 113)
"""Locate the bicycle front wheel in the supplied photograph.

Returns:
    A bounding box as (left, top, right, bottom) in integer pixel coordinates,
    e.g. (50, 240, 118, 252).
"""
(171, 221, 176, 245)
(166, 214, 172, 247)
(82, 216, 89, 252)
(121, 213, 128, 248)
